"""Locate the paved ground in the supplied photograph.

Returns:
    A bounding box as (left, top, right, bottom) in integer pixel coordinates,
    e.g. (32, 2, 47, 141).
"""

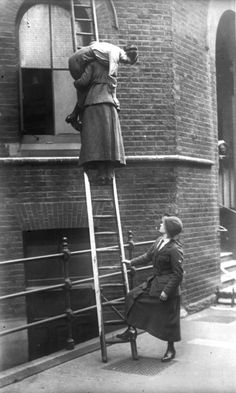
(1, 305, 236, 393)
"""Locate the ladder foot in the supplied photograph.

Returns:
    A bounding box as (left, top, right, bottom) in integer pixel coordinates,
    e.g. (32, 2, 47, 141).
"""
(130, 340, 139, 360)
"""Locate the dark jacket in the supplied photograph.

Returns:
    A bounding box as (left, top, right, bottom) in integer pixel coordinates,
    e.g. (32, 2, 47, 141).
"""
(131, 237, 184, 297)
(74, 61, 119, 108)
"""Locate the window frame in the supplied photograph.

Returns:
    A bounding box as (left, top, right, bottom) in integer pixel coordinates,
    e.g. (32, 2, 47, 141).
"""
(17, 0, 82, 152)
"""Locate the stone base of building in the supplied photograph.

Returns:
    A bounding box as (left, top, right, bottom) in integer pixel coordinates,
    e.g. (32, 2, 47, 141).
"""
(185, 294, 216, 314)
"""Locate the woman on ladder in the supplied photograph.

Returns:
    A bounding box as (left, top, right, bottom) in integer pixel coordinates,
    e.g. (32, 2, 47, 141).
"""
(117, 215, 184, 362)
(73, 58, 126, 184)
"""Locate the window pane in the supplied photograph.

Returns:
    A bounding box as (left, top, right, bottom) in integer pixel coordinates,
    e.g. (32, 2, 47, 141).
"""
(19, 5, 51, 68)
(51, 6, 74, 68)
(53, 70, 78, 134)
(22, 69, 54, 135)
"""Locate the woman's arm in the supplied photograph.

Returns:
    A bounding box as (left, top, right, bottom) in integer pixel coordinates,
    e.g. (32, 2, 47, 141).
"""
(74, 63, 93, 88)
(130, 253, 151, 267)
(162, 245, 184, 297)
(130, 240, 158, 267)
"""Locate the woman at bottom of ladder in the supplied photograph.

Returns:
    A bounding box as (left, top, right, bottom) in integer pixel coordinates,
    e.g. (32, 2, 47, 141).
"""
(117, 215, 184, 362)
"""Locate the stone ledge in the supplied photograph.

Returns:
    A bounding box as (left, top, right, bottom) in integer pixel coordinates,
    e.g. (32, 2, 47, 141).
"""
(0, 154, 214, 166)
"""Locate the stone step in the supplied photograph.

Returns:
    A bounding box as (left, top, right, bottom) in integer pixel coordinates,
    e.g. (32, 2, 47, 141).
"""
(221, 259, 236, 274)
(216, 284, 236, 306)
(221, 271, 236, 286)
(220, 251, 233, 262)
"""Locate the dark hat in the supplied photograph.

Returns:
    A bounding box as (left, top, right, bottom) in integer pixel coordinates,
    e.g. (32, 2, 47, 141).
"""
(163, 216, 183, 238)
(123, 44, 138, 52)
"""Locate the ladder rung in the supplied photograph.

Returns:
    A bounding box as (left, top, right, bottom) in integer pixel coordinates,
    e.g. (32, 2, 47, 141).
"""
(101, 283, 124, 288)
(74, 4, 92, 8)
(95, 231, 117, 236)
(102, 300, 124, 306)
(93, 198, 113, 202)
(75, 18, 93, 22)
(106, 338, 132, 344)
(76, 32, 94, 36)
(104, 320, 125, 326)
(99, 266, 120, 270)
(94, 214, 115, 218)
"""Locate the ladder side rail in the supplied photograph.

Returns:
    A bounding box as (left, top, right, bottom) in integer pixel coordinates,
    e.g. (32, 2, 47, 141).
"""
(70, 0, 77, 52)
(112, 176, 130, 294)
(84, 172, 107, 361)
(112, 176, 139, 361)
(90, 0, 99, 41)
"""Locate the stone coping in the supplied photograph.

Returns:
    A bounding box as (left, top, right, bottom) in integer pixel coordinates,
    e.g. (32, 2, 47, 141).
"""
(0, 155, 214, 166)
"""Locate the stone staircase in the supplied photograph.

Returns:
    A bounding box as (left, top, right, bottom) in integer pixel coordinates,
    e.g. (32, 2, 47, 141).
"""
(216, 252, 236, 306)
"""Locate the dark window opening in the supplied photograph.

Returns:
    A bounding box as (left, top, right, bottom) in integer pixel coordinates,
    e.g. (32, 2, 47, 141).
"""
(22, 68, 54, 135)
(23, 227, 98, 360)
(23, 227, 92, 285)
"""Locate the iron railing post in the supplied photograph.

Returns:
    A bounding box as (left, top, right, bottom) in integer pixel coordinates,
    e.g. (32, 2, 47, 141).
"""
(62, 237, 75, 350)
(128, 230, 134, 260)
(127, 230, 136, 289)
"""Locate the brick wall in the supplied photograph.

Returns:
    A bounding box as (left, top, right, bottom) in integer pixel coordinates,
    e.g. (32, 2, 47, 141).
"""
(171, 0, 220, 305)
(0, 0, 23, 144)
(173, 0, 216, 160)
(0, 0, 221, 320)
(97, 0, 176, 156)
(176, 164, 220, 305)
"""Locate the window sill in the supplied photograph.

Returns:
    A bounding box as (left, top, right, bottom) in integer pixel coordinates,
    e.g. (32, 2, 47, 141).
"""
(19, 142, 81, 157)
(4, 135, 81, 158)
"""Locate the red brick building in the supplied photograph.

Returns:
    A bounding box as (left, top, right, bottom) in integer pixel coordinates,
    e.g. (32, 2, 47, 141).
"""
(0, 0, 235, 370)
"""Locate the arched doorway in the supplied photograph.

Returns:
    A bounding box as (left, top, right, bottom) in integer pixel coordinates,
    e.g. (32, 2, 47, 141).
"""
(215, 10, 236, 252)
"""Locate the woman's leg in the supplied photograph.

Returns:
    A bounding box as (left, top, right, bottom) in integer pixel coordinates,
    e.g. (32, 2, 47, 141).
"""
(116, 290, 137, 341)
(106, 163, 115, 181)
(161, 341, 176, 362)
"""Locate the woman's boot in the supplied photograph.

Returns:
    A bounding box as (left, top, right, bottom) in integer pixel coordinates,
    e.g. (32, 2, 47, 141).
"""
(161, 341, 176, 362)
(116, 326, 137, 341)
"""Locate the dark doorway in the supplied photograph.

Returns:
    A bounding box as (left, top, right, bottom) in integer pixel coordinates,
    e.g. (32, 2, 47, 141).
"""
(216, 10, 236, 254)
(23, 228, 98, 360)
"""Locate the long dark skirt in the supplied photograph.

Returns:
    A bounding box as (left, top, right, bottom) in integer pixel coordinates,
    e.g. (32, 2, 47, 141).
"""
(126, 288, 181, 342)
(79, 103, 126, 169)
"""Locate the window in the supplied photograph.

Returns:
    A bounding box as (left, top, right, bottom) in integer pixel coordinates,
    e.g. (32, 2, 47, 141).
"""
(18, 2, 90, 138)
(23, 228, 98, 359)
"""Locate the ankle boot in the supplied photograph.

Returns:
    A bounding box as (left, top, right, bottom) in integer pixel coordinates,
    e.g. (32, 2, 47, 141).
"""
(161, 342, 176, 362)
(116, 327, 137, 341)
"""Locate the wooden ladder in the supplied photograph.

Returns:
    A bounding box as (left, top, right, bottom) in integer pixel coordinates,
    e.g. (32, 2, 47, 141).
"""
(70, 0, 99, 50)
(84, 172, 138, 362)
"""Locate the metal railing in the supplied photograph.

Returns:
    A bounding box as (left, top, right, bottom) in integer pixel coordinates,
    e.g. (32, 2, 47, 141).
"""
(0, 232, 154, 351)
